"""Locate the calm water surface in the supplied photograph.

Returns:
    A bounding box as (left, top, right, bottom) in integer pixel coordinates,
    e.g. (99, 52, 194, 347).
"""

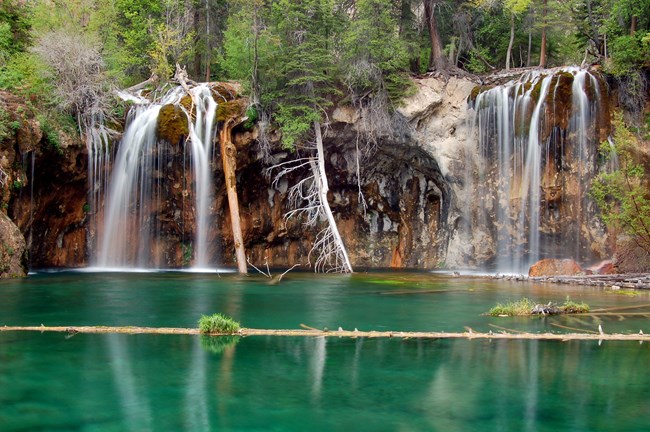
(1, 271, 649, 431)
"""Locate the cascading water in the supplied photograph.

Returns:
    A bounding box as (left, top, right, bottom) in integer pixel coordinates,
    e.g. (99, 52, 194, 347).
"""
(468, 67, 607, 273)
(184, 85, 217, 270)
(94, 85, 219, 269)
(85, 112, 112, 258)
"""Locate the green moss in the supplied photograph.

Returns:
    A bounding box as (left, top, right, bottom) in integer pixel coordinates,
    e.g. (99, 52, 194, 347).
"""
(529, 76, 546, 102)
(157, 104, 188, 145)
(179, 95, 193, 112)
(216, 100, 246, 122)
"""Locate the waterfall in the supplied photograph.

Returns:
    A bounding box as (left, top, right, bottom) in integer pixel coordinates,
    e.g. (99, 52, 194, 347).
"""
(184, 85, 217, 270)
(469, 68, 605, 273)
(85, 111, 112, 259)
(94, 86, 219, 269)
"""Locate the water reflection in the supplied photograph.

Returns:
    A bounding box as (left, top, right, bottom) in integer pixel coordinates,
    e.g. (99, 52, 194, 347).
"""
(1, 332, 649, 431)
(106, 334, 153, 432)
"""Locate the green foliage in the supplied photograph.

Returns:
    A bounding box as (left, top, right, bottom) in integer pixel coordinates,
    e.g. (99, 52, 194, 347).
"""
(606, 32, 650, 76)
(488, 298, 535, 316)
(37, 114, 65, 154)
(0, 53, 56, 103)
(591, 112, 650, 253)
(182, 242, 192, 266)
(343, 0, 411, 103)
(243, 105, 258, 129)
(0, 107, 10, 143)
(198, 313, 241, 334)
(0, 0, 32, 63)
(265, 0, 341, 148)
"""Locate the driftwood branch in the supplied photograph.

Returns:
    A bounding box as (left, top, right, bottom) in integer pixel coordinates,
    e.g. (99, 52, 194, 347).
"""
(125, 75, 158, 93)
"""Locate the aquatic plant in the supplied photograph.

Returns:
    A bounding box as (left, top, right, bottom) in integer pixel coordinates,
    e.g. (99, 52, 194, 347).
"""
(488, 298, 536, 316)
(198, 313, 241, 334)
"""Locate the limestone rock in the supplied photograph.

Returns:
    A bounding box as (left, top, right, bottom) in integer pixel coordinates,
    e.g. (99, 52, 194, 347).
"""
(397, 78, 444, 122)
(528, 258, 583, 277)
(0, 212, 27, 278)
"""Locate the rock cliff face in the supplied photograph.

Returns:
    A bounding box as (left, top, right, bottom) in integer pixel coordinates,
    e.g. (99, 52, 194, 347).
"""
(1, 91, 89, 273)
(0, 70, 618, 272)
(0, 211, 27, 277)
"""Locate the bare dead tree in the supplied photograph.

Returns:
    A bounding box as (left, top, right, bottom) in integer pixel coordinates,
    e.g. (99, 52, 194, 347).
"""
(32, 31, 108, 120)
(268, 125, 353, 273)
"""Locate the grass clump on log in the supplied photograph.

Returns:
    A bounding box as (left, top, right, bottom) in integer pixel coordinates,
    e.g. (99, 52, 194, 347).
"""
(488, 297, 590, 316)
(489, 298, 536, 316)
(198, 313, 241, 334)
(561, 297, 590, 314)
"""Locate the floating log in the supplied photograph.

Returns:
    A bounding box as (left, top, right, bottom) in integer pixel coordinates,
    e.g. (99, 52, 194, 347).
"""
(1, 325, 649, 341)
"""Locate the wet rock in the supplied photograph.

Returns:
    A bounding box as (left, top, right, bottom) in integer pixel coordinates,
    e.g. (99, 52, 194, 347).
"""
(528, 258, 584, 277)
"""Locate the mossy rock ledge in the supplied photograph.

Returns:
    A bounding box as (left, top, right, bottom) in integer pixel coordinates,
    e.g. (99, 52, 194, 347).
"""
(158, 104, 189, 145)
(156, 83, 247, 144)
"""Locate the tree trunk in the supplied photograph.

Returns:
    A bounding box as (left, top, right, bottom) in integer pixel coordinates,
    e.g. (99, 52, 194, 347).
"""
(313, 121, 353, 273)
(204, 0, 211, 81)
(424, 0, 448, 71)
(506, 13, 515, 70)
(251, 2, 261, 106)
(219, 121, 247, 274)
(630, 16, 637, 35)
(193, 7, 202, 79)
(539, 0, 547, 68)
(527, 13, 532, 67)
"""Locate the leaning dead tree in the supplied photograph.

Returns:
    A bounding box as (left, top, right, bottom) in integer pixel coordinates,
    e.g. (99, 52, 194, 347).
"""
(175, 64, 248, 273)
(270, 122, 353, 273)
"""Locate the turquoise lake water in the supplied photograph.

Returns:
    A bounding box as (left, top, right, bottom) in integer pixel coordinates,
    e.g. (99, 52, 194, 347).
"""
(1, 271, 649, 431)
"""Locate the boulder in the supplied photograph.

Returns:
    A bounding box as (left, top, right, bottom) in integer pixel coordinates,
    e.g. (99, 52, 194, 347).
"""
(528, 258, 583, 277)
(614, 240, 650, 273)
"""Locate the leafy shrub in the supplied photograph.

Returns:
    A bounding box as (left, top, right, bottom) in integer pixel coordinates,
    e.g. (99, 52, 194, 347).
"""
(198, 313, 241, 334)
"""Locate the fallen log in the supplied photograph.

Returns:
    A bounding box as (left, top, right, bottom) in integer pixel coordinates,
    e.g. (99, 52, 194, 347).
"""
(1, 325, 649, 341)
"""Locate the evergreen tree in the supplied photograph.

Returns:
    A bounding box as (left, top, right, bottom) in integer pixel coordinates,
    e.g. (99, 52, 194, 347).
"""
(344, 0, 411, 103)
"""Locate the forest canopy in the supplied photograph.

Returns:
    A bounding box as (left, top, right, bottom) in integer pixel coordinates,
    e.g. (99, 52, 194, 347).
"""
(0, 0, 648, 143)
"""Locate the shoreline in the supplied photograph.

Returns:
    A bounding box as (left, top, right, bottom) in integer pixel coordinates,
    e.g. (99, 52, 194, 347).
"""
(490, 273, 650, 290)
